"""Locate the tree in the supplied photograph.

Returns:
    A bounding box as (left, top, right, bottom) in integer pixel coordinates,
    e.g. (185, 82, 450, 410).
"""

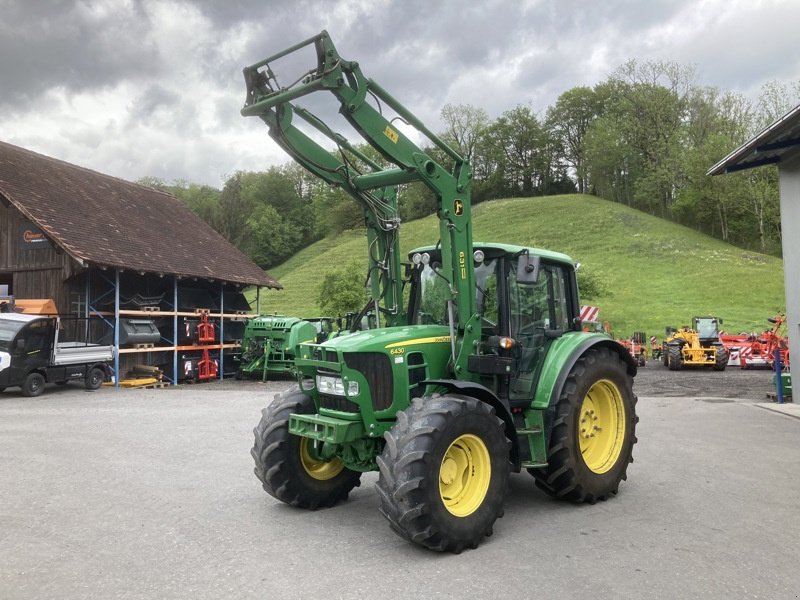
(546, 87, 603, 193)
(439, 103, 489, 165)
(247, 203, 300, 268)
(317, 262, 368, 317)
(216, 172, 253, 249)
(480, 105, 548, 197)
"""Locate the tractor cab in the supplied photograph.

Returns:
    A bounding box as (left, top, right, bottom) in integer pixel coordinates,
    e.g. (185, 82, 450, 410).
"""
(407, 243, 582, 405)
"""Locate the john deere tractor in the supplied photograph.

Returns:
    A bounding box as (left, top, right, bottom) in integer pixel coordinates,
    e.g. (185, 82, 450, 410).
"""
(241, 31, 638, 552)
(663, 316, 728, 371)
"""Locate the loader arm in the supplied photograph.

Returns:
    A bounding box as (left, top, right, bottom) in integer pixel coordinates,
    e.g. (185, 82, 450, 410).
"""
(241, 30, 479, 376)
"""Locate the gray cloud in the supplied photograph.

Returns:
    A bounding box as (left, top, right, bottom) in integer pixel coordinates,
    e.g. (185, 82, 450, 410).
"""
(1, 0, 798, 188)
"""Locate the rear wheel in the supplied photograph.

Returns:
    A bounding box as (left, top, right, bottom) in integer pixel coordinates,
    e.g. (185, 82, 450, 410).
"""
(529, 347, 638, 503)
(85, 367, 105, 390)
(22, 372, 45, 398)
(376, 394, 510, 553)
(251, 387, 361, 509)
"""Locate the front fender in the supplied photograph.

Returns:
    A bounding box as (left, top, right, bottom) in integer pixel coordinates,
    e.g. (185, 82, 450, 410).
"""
(424, 379, 520, 466)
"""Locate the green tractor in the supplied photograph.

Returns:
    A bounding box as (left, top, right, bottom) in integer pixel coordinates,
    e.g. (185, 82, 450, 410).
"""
(236, 315, 333, 380)
(242, 31, 638, 552)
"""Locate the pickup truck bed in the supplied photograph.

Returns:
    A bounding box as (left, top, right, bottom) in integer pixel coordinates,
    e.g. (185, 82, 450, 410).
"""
(52, 342, 114, 366)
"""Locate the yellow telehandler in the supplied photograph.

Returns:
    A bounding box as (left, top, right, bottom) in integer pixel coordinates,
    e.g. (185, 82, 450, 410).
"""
(663, 316, 727, 371)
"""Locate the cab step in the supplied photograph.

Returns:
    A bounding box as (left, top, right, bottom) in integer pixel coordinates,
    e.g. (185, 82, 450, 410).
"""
(520, 460, 548, 469)
(517, 427, 542, 435)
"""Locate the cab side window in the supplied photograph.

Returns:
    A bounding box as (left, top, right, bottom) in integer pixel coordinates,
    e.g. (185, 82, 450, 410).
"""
(547, 265, 571, 331)
(22, 321, 51, 355)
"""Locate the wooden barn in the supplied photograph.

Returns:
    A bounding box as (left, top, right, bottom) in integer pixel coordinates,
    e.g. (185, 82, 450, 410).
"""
(0, 140, 281, 385)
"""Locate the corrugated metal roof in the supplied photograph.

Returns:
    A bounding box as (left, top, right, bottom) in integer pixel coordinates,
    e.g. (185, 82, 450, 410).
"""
(0, 141, 281, 289)
(708, 103, 800, 175)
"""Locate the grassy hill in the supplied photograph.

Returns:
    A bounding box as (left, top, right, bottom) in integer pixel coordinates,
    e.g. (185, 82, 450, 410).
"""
(257, 194, 785, 339)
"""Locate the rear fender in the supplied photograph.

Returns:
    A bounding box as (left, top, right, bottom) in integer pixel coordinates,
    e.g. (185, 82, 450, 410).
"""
(424, 379, 520, 465)
(532, 333, 636, 448)
(533, 333, 637, 411)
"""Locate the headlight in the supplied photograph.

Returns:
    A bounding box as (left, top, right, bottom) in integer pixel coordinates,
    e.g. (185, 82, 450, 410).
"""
(317, 374, 346, 396)
(315, 374, 360, 397)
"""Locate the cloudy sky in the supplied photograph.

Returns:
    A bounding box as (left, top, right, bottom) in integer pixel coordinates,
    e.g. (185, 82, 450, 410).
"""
(2, 0, 799, 188)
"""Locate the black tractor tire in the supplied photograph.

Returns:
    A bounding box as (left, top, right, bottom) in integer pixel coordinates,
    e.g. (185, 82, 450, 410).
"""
(251, 387, 361, 509)
(376, 394, 510, 553)
(529, 347, 638, 504)
(667, 344, 683, 371)
(85, 367, 105, 390)
(713, 345, 728, 371)
(661, 346, 669, 367)
(22, 372, 45, 398)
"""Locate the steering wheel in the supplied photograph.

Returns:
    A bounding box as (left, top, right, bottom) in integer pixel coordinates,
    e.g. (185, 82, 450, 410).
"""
(518, 321, 543, 337)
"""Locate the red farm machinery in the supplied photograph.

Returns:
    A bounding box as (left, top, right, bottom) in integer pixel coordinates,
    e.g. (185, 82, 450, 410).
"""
(720, 314, 790, 370)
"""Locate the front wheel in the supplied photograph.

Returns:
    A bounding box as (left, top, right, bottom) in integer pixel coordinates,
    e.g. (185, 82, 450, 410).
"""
(251, 387, 361, 509)
(713, 345, 728, 371)
(22, 372, 45, 398)
(376, 394, 510, 553)
(529, 347, 638, 503)
(667, 344, 683, 371)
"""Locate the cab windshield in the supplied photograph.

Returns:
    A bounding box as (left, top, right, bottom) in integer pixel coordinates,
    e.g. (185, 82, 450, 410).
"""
(412, 263, 450, 325)
(0, 320, 25, 352)
(410, 258, 499, 328)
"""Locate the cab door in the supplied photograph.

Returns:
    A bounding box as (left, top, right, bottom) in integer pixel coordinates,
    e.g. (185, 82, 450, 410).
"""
(9, 319, 53, 383)
(507, 261, 574, 404)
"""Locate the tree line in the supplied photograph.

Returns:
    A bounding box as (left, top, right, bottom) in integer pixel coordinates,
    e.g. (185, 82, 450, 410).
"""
(141, 60, 800, 267)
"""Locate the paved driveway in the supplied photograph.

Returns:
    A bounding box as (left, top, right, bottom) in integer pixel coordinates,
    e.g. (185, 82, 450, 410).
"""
(1, 380, 798, 599)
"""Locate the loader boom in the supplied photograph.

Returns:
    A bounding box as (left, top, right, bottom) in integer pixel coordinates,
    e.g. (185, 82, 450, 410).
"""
(241, 30, 478, 375)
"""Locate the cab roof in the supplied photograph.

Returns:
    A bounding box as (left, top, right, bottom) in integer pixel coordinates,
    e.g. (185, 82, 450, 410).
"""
(409, 242, 575, 266)
(0, 313, 41, 323)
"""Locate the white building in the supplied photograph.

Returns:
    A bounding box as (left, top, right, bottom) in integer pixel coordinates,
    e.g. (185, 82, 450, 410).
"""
(708, 104, 800, 374)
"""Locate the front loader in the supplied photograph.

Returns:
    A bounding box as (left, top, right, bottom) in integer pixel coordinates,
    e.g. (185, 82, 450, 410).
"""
(241, 31, 638, 552)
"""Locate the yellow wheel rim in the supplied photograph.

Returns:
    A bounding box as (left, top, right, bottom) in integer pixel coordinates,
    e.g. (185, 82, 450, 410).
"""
(299, 438, 345, 481)
(439, 434, 491, 517)
(579, 379, 626, 474)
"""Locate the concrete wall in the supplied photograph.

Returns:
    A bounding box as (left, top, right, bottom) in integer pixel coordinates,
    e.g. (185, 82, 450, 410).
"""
(779, 153, 800, 372)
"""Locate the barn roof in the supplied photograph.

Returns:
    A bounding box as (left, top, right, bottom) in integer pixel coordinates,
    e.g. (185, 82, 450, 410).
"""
(708, 103, 800, 175)
(0, 141, 281, 289)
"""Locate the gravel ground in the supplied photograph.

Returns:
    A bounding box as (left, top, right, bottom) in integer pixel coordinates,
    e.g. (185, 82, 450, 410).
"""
(0, 367, 798, 599)
(632, 362, 781, 400)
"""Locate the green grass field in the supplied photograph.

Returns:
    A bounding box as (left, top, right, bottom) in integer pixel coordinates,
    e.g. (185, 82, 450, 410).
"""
(255, 194, 785, 340)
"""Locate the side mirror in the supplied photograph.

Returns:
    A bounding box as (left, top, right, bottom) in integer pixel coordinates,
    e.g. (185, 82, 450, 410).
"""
(15, 339, 25, 352)
(517, 254, 540, 284)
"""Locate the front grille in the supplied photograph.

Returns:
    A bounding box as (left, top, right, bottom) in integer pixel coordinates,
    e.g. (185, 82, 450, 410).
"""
(319, 393, 360, 413)
(344, 352, 393, 411)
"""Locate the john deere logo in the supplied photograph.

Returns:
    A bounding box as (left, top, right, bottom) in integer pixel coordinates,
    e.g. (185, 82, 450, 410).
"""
(454, 199, 464, 215)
